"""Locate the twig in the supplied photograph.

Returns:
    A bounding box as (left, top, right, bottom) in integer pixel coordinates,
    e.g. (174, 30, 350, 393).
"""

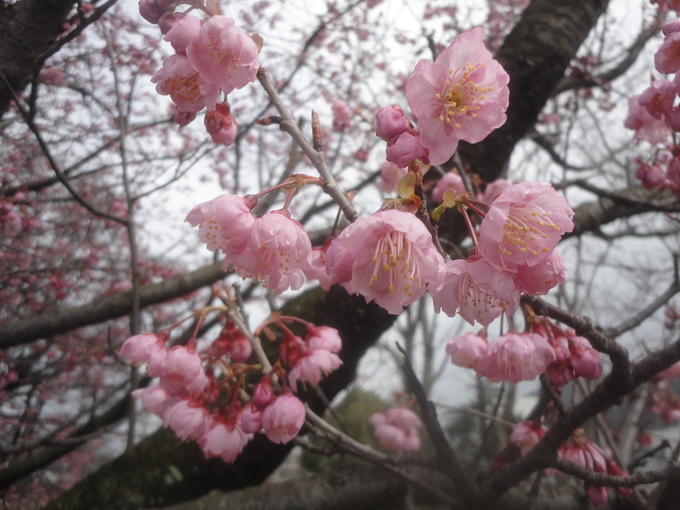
(256, 67, 358, 224)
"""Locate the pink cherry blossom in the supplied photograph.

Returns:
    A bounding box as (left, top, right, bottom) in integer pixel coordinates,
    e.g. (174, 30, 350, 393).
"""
(445, 332, 488, 370)
(288, 349, 343, 390)
(431, 257, 520, 327)
(332, 99, 352, 131)
(151, 54, 220, 113)
(186, 15, 260, 94)
(385, 130, 428, 168)
(325, 210, 444, 314)
(160, 397, 210, 441)
(624, 95, 672, 145)
(303, 246, 334, 290)
(567, 331, 602, 380)
(478, 332, 555, 383)
(132, 386, 169, 415)
(431, 171, 465, 203)
(262, 394, 306, 444)
(205, 103, 238, 147)
(369, 408, 421, 452)
(120, 332, 166, 364)
(481, 178, 512, 204)
(513, 248, 567, 295)
(406, 27, 510, 165)
(185, 194, 255, 263)
(477, 181, 574, 272)
(306, 326, 342, 352)
(375, 104, 411, 142)
(655, 31, 680, 75)
(199, 417, 249, 462)
(508, 421, 546, 455)
(158, 346, 209, 396)
(164, 15, 201, 54)
(233, 211, 312, 294)
(636, 162, 668, 191)
(240, 403, 263, 434)
(376, 161, 408, 193)
(638, 80, 676, 119)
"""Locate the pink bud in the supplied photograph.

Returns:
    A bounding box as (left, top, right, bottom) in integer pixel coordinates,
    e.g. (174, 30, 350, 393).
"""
(241, 403, 263, 434)
(138, 0, 163, 24)
(120, 333, 165, 364)
(252, 378, 274, 408)
(385, 131, 428, 168)
(332, 99, 352, 131)
(174, 108, 196, 127)
(585, 483, 608, 507)
(375, 105, 410, 142)
(205, 104, 238, 147)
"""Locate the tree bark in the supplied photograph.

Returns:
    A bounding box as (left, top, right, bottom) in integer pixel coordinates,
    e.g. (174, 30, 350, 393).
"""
(0, 0, 77, 117)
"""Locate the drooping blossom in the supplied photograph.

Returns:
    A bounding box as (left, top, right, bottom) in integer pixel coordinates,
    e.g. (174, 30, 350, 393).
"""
(508, 421, 547, 455)
(477, 181, 574, 273)
(376, 161, 408, 193)
(199, 417, 249, 463)
(303, 246, 334, 290)
(513, 248, 567, 295)
(445, 332, 488, 370)
(406, 27, 510, 165)
(185, 194, 255, 264)
(186, 15, 260, 94)
(211, 322, 252, 363)
(205, 103, 238, 147)
(132, 386, 170, 415)
(120, 332, 166, 364)
(531, 317, 602, 387)
(325, 210, 445, 314)
(655, 30, 680, 75)
(431, 257, 520, 327)
(624, 95, 672, 145)
(369, 408, 422, 452)
(286, 326, 343, 390)
(262, 394, 306, 444)
(332, 99, 352, 131)
(638, 80, 676, 119)
(151, 54, 220, 114)
(160, 397, 210, 441)
(561, 436, 633, 507)
(477, 332, 555, 383)
(431, 171, 465, 203)
(157, 346, 209, 396)
(234, 211, 313, 294)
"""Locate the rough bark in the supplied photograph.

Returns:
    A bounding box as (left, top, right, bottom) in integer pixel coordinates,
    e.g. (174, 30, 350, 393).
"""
(0, 0, 77, 117)
(457, 0, 610, 183)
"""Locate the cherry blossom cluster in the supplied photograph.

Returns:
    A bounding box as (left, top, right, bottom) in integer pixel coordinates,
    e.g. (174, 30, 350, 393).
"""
(369, 407, 422, 452)
(446, 315, 601, 385)
(648, 359, 680, 423)
(140, 1, 260, 145)
(120, 314, 344, 463)
(624, 14, 680, 195)
(500, 423, 632, 507)
(431, 181, 573, 327)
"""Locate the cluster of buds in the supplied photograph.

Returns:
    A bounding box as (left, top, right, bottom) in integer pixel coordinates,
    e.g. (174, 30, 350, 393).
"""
(140, 1, 261, 144)
(498, 424, 632, 507)
(120, 314, 344, 463)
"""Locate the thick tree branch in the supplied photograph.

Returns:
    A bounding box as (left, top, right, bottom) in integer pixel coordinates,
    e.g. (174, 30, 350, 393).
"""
(0, 262, 229, 348)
